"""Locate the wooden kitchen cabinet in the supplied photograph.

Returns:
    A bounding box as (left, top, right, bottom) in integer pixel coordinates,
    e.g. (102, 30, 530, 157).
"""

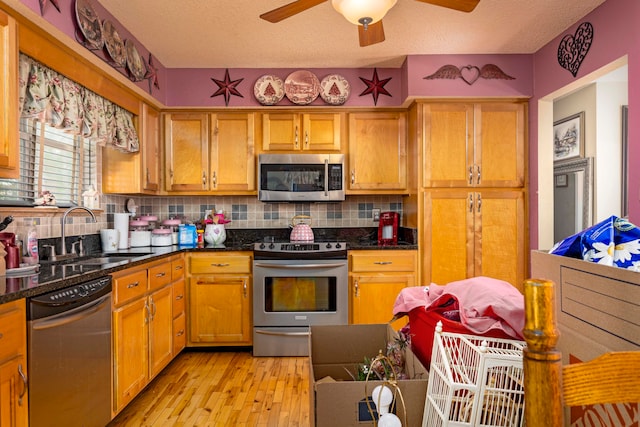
(349, 250, 417, 330)
(171, 256, 186, 355)
(112, 258, 175, 414)
(164, 112, 255, 193)
(103, 102, 161, 194)
(422, 189, 526, 291)
(262, 112, 343, 151)
(187, 252, 252, 346)
(164, 112, 209, 192)
(0, 11, 19, 179)
(0, 300, 28, 427)
(422, 102, 526, 188)
(347, 112, 407, 192)
(210, 112, 255, 192)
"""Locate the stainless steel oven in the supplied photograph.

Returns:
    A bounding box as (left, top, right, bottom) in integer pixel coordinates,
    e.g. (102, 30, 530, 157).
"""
(253, 242, 348, 356)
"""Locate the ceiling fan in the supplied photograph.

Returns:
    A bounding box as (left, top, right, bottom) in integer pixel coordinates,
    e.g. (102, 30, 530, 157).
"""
(260, 0, 480, 47)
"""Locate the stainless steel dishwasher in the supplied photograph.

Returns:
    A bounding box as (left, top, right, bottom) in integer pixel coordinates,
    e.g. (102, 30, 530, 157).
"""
(27, 276, 112, 427)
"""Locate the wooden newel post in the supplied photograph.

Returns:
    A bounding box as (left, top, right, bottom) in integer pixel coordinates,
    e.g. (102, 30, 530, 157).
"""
(523, 278, 563, 427)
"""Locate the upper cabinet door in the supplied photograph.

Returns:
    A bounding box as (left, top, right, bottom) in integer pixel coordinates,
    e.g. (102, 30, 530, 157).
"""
(141, 104, 160, 192)
(210, 112, 255, 192)
(164, 113, 209, 192)
(348, 112, 407, 192)
(0, 11, 18, 179)
(262, 112, 342, 152)
(422, 103, 474, 188)
(475, 102, 526, 188)
(423, 102, 526, 188)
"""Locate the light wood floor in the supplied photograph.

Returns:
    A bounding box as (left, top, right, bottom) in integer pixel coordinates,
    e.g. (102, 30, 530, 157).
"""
(108, 349, 310, 427)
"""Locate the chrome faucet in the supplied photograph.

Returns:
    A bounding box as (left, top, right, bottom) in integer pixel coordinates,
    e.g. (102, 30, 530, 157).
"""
(60, 207, 97, 258)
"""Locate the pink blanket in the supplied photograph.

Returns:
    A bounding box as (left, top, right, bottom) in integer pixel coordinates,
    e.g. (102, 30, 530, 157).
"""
(394, 276, 524, 339)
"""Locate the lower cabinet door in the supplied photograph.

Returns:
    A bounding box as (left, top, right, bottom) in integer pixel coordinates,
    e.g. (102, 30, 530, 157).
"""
(351, 274, 414, 330)
(148, 285, 173, 379)
(113, 297, 148, 413)
(0, 355, 28, 427)
(189, 275, 251, 344)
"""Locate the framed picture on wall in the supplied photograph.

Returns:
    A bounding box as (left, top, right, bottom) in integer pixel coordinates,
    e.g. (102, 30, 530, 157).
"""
(554, 112, 585, 162)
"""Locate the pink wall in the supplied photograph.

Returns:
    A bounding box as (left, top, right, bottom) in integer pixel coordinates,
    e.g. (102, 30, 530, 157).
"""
(529, 0, 639, 248)
(18, 0, 168, 102)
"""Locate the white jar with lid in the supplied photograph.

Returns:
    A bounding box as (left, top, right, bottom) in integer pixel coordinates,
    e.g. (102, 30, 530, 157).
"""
(129, 219, 150, 247)
(151, 228, 173, 247)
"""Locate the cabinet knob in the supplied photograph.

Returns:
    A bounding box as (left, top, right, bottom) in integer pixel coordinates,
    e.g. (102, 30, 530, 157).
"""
(373, 261, 392, 265)
(354, 280, 359, 297)
(476, 165, 481, 184)
(351, 170, 355, 184)
(295, 126, 299, 148)
(212, 171, 217, 188)
(469, 166, 473, 185)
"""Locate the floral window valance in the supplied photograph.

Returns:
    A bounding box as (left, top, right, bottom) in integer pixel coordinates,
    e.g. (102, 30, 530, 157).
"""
(18, 53, 139, 153)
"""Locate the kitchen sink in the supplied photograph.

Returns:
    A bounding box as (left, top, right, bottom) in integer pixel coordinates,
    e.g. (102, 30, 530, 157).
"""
(72, 256, 134, 265)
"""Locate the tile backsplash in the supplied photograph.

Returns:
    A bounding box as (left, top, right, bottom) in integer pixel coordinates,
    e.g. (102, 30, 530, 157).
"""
(6, 194, 403, 244)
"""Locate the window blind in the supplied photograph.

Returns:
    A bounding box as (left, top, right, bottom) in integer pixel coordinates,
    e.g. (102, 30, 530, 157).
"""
(0, 118, 96, 207)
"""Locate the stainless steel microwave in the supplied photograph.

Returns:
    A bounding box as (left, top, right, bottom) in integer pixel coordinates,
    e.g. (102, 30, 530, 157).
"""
(258, 153, 345, 202)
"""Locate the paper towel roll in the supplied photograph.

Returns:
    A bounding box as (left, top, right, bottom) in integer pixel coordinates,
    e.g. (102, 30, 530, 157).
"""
(114, 213, 130, 249)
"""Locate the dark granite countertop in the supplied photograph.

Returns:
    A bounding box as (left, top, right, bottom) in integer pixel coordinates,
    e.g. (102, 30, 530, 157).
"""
(0, 227, 416, 304)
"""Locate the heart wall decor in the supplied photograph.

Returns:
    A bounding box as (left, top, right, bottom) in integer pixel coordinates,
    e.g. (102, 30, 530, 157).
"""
(424, 64, 515, 85)
(557, 22, 594, 77)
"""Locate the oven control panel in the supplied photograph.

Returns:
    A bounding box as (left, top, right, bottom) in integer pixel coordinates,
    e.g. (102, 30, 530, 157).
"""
(253, 242, 347, 260)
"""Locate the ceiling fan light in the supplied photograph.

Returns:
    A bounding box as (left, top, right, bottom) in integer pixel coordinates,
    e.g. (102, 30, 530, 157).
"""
(331, 0, 397, 26)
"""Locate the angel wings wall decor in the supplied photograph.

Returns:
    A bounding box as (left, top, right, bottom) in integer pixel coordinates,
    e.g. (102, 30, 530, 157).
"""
(424, 64, 515, 85)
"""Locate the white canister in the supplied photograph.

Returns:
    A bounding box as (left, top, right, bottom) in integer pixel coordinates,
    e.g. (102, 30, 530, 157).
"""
(100, 229, 119, 252)
(151, 229, 173, 247)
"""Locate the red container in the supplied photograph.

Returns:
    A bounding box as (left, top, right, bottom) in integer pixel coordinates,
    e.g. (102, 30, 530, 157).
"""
(408, 307, 514, 368)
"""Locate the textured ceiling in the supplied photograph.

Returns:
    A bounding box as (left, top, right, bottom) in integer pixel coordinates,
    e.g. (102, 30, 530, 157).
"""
(97, 0, 607, 69)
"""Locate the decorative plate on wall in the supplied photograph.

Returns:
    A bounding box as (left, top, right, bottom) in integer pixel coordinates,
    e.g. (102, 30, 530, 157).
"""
(125, 39, 146, 81)
(254, 74, 285, 105)
(75, 0, 103, 50)
(102, 20, 126, 67)
(284, 70, 320, 105)
(320, 74, 350, 105)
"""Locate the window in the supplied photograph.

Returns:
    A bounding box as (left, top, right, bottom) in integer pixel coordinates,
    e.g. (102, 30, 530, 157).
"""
(0, 117, 97, 207)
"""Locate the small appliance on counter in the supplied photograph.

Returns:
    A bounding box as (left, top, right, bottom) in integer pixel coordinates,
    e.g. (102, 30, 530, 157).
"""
(378, 212, 399, 246)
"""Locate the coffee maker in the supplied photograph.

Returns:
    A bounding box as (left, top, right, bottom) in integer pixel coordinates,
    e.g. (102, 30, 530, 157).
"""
(377, 212, 399, 246)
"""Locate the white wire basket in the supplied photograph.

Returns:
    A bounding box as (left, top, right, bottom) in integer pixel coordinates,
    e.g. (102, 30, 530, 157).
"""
(422, 321, 525, 427)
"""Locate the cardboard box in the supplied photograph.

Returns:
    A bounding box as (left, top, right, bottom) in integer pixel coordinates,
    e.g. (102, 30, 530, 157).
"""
(309, 324, 429, 427)
(531, 250, 640, 427)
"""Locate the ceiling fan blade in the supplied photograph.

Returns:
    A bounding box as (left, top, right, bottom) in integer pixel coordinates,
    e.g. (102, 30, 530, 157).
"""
(260, 0, 328, 23)
(415, 0, 480, 12)
(358, 20, 385, 47)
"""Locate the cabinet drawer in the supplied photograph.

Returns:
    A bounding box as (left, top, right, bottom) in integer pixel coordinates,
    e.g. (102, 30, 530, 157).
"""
(172, 279, 185, 317)
(190, 254, 252, 274)
(149, 263, 172, 291)
(0, 299, 25, 361)
(173, 312, 186, 355)
(171, 257, 185, 281)
(350, 251, 417, 273)
(113, 270, 148, 306)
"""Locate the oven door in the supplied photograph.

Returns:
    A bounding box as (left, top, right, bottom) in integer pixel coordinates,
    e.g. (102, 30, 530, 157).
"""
(252, 259, 348, 327)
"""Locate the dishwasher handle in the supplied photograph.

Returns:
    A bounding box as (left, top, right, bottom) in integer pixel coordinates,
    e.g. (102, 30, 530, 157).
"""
(30, 294, 111, 331)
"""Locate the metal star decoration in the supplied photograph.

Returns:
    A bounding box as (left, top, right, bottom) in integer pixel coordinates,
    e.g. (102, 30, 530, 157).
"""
(210, 69, 244, 106)
(38, 0, 61, 15)
(144, 54, 160, 94)
(359, 68, 392, 105)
